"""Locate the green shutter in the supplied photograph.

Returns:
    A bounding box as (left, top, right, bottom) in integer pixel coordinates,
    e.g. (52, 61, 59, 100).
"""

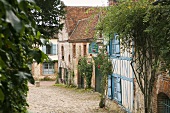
(88, 44, 92, 53)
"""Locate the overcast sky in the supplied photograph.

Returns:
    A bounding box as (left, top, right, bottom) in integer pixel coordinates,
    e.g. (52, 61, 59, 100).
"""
(61, 0, 108, 6)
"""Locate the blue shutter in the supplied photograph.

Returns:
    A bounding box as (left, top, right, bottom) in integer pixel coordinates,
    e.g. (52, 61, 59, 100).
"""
(109, 39, 112, 55)
(114, 39, 120, 56)
(109, 34, 120, 57)
(112, 76, 115, 99)
(114, 34, 120, 56)
(52, 44, 56, 55)
(42, 45, 46, 54)
(112, 75, 121, 103)
(108, 75, 112, 99)
(116, 77, 121, 103)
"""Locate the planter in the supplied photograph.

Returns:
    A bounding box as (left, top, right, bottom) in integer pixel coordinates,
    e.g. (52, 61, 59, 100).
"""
(35, 81, 40, 87)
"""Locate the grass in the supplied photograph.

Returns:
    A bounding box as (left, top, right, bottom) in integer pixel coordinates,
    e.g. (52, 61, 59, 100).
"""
(54, 83, 95, 93)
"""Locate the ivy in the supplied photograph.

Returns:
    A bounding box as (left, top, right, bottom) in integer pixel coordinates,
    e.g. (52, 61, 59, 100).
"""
(98, 0, 170, 112)
(78, 57, 93, 88)
(0, 0, 64, 112)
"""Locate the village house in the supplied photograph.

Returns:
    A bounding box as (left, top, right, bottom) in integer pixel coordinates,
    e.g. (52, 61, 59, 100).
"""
(31, 0, 170, 112)
(106, 0, 170, 113)
(57, 6, 101, 89)
(107, 33, 170, 113)
(31, 38, 58, 80)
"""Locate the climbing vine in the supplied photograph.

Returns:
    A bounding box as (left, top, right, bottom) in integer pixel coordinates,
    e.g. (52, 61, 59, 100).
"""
(78, 57, 93, 88)
(94, 48, 112, 108)
(98, 0, 170, 112)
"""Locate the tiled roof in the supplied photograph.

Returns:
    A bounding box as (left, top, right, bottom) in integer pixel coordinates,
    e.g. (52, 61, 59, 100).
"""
(65, 6, 97, 36)
(69, 15, 99, 41)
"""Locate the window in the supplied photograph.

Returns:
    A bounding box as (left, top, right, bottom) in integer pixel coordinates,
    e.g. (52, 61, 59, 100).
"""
(46, 45, 51, 54)
(109, 34, 120, 57)
(79, 46, 81, 56)
(113, 76, 121, 103)
(73, 45, 76, 58)
(42, 43, 57, 55)
(61, 46, 64, 60)
(83, 44, 87, 56)
(68, 55, 70, 62)
(43, 63, 54, 75)
(89, 42, 98, 54)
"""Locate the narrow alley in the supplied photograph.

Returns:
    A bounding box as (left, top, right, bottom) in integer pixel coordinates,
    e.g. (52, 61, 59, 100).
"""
(27, 81, 109, 113)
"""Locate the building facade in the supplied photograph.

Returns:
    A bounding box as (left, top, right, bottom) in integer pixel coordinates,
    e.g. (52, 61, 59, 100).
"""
(32, 39, 58, 80)
(58, 6, 100, 88)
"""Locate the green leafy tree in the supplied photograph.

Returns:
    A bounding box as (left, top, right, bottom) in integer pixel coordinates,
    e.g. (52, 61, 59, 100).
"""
(0, 0, 64, 112)
(94, 48, 112, 108)
(78, 57, 93, 88)
(98, 0, 170, 112)
(32, 0, 65, 37)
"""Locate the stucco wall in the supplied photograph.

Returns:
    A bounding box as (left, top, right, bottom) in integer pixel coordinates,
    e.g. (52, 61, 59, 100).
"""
(32, 62, 58, 80)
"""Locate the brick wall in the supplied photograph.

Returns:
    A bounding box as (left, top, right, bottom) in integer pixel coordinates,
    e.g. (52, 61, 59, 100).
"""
(152, 74, 170, 113)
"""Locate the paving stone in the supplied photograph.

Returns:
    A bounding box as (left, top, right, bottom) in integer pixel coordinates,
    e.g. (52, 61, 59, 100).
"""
(27, 81, 108, 113)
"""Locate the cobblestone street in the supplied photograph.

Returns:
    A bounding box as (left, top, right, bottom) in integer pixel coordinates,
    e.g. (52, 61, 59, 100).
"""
(27, 81, 109, 113)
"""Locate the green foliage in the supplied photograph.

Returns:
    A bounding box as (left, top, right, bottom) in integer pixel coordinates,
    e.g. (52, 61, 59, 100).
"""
(98, 0, 170, 112)
(32, 0, 66, 37)
(78, 57, 93, 88)
(93, 47, 112, 108)
(144, 4, 170, 70)
(0, 0, 62, 112)
(94, 48, 112, 77)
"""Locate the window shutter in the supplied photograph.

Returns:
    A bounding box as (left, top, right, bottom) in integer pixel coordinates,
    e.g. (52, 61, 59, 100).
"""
(109, 39, 112, 55)
(108, 75, 112, 99)
(107, 45, 110, 55)
(89, 42, 98, 53)
(114, 34, 120, 56)
(42, 45, 46, 54)
(115, 39, 120, 56)
(112, 76, 122, 103)
(116, 77, 121, 103)
(91, 43, 95, 53)
(88, 44, 92, 53)
(56, 44, 58, 54)
(52, 44, 56, 55)
(94, 43, 98, 53)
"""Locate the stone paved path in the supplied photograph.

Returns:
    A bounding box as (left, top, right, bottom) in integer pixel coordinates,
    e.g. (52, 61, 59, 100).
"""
(27, 81, 109, 113)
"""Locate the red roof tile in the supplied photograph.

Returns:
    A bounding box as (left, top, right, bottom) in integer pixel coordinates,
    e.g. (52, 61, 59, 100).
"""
(65, 6, 98, 36)
(69, 15, 99, 41)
